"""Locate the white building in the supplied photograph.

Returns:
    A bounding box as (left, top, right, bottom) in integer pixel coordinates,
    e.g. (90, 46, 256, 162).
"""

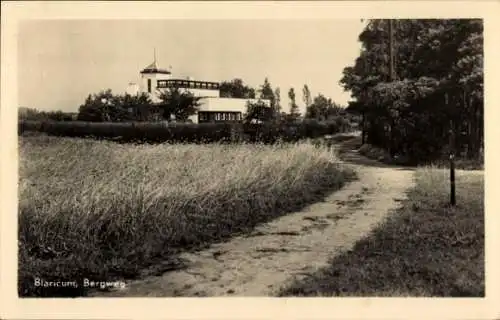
(134, 58, 270, 123)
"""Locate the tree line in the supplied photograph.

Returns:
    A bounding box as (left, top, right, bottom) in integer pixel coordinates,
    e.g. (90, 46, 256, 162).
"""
(222, 78, 348, 123)
(21, 77, 351, 125)
(19, 107, 76, 121)
(341, 19, 483, 163)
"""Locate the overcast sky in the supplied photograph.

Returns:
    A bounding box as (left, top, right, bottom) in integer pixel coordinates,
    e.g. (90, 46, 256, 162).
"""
(18, 19, 366, 113)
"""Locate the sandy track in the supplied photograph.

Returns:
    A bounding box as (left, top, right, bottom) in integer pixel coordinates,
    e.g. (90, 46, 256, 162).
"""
(91, 138, 415, 297)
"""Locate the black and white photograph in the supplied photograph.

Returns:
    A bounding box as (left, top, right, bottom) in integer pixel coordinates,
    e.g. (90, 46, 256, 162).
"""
(1, 1, 499, 319)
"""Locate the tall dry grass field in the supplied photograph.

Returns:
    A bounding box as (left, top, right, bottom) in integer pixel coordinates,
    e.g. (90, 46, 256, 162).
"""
(18, 135, 354, 296)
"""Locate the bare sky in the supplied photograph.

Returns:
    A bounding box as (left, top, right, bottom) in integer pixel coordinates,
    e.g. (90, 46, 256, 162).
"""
(18, 19, 365, 113)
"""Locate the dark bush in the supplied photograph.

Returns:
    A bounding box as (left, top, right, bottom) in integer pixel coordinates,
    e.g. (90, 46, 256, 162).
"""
(18, 118, 353, 144)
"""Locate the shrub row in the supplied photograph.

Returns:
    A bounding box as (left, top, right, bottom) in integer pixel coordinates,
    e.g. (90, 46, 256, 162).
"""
(18, 121, 235, 143)
(243, 118, 352, 143)
(18, 118, 353, 143)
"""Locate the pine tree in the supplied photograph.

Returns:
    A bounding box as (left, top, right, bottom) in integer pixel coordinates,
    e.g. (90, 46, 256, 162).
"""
(340, 19, 483, 162)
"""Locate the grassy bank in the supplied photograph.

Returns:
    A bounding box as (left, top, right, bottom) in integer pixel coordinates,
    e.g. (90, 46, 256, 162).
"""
(331, 134, 483, 170)
(280, 167, 484, 297)
(358, 143, 484, 170)
(19, 136, 355, 297)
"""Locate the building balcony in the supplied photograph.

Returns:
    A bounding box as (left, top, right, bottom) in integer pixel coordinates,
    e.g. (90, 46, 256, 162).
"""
(157, 79, 220, 90)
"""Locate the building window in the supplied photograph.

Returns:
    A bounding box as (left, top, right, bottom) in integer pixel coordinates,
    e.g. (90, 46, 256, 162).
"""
(147, 79, 151, 93)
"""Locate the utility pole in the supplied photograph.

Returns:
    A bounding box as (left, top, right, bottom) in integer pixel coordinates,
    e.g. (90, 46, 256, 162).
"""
(389, 19, 395, 81)
(388, 19, 396, 157)
(362, 57, 368, 145)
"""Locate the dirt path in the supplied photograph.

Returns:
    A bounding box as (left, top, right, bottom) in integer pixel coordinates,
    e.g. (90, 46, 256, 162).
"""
(91, 135, 415, 297)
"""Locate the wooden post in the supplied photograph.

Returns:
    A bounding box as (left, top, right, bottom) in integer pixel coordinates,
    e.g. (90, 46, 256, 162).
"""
(447, 96, 456, 206)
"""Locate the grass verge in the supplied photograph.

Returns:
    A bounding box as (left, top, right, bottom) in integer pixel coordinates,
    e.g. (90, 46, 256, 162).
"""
(279, 166, 484, 297)
(19, 136, 355, 297)
(332, 134, 483, 170)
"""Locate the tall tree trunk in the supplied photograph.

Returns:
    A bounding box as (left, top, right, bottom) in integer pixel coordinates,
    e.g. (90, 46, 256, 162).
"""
(361, 109, 366, 144)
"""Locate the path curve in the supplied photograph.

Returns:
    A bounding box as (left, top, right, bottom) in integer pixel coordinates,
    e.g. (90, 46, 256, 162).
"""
(91, 135, 415, 297)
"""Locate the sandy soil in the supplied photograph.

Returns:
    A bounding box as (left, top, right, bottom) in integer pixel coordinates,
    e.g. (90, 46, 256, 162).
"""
(90, 136, 415, 297)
